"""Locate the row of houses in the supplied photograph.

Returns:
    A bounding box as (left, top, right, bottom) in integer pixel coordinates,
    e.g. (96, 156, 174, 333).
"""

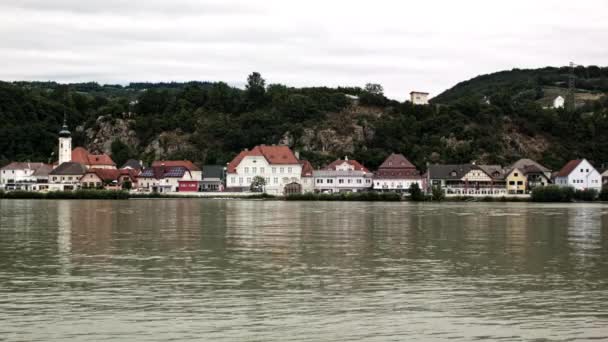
(1, 122, 607, 196)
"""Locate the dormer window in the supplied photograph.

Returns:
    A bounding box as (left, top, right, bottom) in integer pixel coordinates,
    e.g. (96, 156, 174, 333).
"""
(450, 171, 457, 177)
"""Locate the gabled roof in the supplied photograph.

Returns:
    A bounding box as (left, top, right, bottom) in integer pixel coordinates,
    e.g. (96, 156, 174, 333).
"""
(202, 165, 224, 179)
(555, 159, 598, 178)
(378, 153, 416, 169)
(509, 158, 550, 173)
(71, 147, 115, 166)
(50, 162, 87, 176)
(121, 159, 143, 170)
(299, 160, 314, 177)
(324, 159, 370, 172)
(227, 145, 299, 173)
(556, 160, 583, 177)
(1, 162, 51, 172)
(152, 160, 200, 171)
(85, 169, 121, 182)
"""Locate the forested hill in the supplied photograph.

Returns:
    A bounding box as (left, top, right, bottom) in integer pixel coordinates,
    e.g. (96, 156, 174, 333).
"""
(1, 67, 607, 172)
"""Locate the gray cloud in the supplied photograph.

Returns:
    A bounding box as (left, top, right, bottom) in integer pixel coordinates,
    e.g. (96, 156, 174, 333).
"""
(0, 0, 607, 100)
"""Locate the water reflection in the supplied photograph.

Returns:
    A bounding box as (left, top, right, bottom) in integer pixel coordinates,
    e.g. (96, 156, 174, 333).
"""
(0, 200, 607, 341)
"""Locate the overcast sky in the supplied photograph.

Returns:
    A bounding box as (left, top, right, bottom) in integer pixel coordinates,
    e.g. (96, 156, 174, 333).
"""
(1, 0, 607, 100)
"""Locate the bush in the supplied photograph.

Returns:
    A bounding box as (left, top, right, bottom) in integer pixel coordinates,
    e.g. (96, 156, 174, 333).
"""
(531, 186, 575, 202)
(409, 183, 425, 201)
(431, 185, 445, 201)
(600, 189, 608, 201)
(573, 189, 599, 201)
(286, 192, 401, 201)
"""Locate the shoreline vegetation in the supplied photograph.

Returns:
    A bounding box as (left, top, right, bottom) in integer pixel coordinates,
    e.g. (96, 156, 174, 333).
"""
(1, 187, 606, 202)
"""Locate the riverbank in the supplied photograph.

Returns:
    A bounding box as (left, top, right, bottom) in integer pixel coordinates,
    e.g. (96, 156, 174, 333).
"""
(0, 190, 275, 200)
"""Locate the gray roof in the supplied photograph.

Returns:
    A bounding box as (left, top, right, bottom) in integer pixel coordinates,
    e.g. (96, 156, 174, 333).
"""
(203, 165, 225, 180)
(509, 159, 550, 173)
(121, 159, 143, 170)
(50, 162, 87, 176)
(428, 164, 505, 180)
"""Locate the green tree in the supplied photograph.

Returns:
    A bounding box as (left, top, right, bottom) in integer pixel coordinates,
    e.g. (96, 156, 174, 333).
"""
(364, 83, 384, 95)
(431, 185, 445, 201)
(250, 176, 266, 193)
(409, 183, 425, 201)
(111, 139, 136, 167)
(245, 72, 266, 107)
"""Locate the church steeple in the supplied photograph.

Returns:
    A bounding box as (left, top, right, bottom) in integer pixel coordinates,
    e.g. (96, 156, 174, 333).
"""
(58, 112, 72, 164)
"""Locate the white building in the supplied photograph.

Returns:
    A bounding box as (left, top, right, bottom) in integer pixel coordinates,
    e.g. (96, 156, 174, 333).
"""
(0, 162, 52, 191)
(554, 159, 602, 191)
(373, 153, 424, 193)
(226, 145, 302, 195)
(410, 91, 429, 105)
(313, 158, 373, 193)
(553, 96, 565, 109)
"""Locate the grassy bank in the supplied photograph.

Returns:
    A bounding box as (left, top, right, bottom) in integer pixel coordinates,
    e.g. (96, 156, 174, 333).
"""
(286, 192, 402, 201)
(0, 190, 130, 200)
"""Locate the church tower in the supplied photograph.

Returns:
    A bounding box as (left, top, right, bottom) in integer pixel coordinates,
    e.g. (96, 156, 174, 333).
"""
(58, 116, 72, 164)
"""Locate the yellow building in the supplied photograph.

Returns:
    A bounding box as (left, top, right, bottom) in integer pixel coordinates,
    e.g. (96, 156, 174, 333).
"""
(505, 168, 527, 194)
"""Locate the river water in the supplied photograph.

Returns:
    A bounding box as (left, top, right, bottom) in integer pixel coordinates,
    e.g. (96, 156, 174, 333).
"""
(1, 199, 607, 341)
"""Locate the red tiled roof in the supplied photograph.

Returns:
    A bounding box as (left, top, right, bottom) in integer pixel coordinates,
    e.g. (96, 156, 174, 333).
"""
(556, 160, 582, 177)
(71, 147, 115, 166)
(378, 153, 416, 169)
(151, 160, 201, 171)
(300, 160, 314, 177)
(325, 159, 370, 172)
(227, 145, 299, 173)
(86, 169, 121, 182)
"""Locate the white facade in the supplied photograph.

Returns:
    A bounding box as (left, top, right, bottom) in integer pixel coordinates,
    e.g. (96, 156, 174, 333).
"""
(59, 136, 72, 164)
(410, 91, 429, 105)
(300, 176, 315, 193)
(553, 96, 565, 109)
(554, 159, 602, 191)
(1, 168, 36, 184)
(313, 170, 372, 193)
(373, 178, 423, 191)
(227, 155, 302, 195)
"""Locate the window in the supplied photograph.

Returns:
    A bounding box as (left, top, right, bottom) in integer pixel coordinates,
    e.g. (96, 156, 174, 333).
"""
(327, 179, 334, 184)
(272, 167, 276, 174)
(265, 177, 270, 184)
(338, 179, 344, 184)
(517, 181, 523, 185)
(239, 177, 243, 184)
(252, 167, 257, 174)
(348, 179, 352, 184)
(260, 167, 265, 174)
(586, 169, 589, 172)
(288, 167, 292, 173)
(509, 181, 515, 185)
(244, 167, 249, 174)
(514, 173, 518, 177)
(357, 179, 362, 184)
(231, 177, 235, 184)
(280, 167, 284, 173)
(274, 177, 278, 184)
(246, 177, 251, 183)
(316, 179, 323, 184)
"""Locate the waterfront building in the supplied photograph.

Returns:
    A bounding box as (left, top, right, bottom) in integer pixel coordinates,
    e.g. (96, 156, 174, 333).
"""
(201, 165, 225, 192)
(80, 169, 138, 190)
(410, 91, 429, 105)
(0, 162, 52, 191)
(49, 162, 87, 191)
(373, 153, 424, 193)
(226, 145, 302, 195)
(505, 159, 552, 194)
(313, 157, 373, 193)
(427, 164, 507, 196)
(554, 159, 602, 191)
(152, 160, 202, 180)
(138, 165, 199, 193)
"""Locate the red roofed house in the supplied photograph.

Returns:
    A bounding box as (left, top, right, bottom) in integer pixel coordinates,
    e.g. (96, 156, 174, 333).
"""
(313, 156, 373, 193)
(226, 145, 302, 194)
(138, 164, 199, 193)
(71, 147, 116, 169)
(80, 168, 138, 190)
(553, 159, 602, 191)
(373, 153, 424, 193)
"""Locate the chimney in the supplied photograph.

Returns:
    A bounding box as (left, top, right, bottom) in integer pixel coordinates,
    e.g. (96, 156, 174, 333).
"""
(295, 151, 300, 160)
